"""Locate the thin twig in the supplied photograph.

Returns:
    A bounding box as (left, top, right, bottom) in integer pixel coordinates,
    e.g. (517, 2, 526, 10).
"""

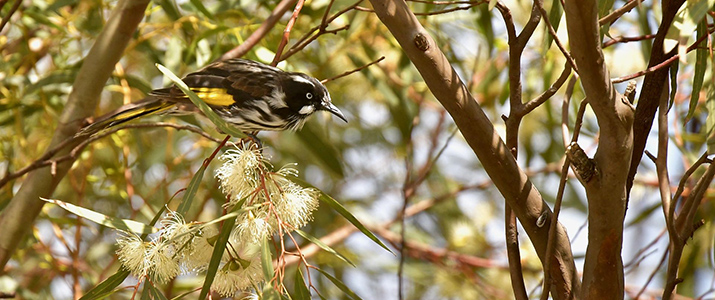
(0, 122, 222, 189)
(280, 0, 363, 61)
(654, 84, 676, 237)
(414, 2, 485, 15)
(613, 26, 715, 83)
(218, 0, 297, 61)
(541, 99, 588, 300)
(598, 0, 641, 26)
(635, 247, 669, 299)
(0, 0, 21, 33)
(321, 56, 385, 84)
(603, 34, 657, 48)
(523, 62, 572, 115)
(272, 0, 305, 66)
(535, 0, 579, 74)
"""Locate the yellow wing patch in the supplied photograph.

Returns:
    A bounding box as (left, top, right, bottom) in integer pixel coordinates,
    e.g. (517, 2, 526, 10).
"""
(191, 87, 235, 107)
(113, 101, 174, 120)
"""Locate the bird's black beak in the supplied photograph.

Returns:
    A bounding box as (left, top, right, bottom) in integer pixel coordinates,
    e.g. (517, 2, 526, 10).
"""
(322, 102, 347, 123)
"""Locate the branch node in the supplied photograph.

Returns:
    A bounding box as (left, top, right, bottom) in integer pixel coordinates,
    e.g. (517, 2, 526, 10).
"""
(689, 219, 706, 239)
(536, 211, 549, 228)
(414, 33, 430, 51)
(566, 142, 598, 183)
(625, 80, 637, 104)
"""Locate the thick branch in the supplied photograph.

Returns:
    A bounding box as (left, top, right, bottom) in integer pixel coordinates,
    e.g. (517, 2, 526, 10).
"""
(0, 0, 150, 270)
(626, 0, 686, 198)
(563, 0, 635, 298)
(367, 0, 580, 299)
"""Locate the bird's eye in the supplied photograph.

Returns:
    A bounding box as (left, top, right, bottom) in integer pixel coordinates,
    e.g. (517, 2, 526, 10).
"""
(306, 92, 313, 99)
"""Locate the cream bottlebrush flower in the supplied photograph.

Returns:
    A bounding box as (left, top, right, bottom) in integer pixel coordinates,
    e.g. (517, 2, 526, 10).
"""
(145, 237, 181, 283)
(116, 231, 148, 278)
(181, 225, 219, 272)
(233, 210, 273, 244)
(211, 247, 264, 297)
(215, 143, 265, 206)
(269, 174, 320, 230)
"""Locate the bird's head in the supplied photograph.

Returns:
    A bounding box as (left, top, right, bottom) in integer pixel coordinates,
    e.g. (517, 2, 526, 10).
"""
(283, 73, 347, 123)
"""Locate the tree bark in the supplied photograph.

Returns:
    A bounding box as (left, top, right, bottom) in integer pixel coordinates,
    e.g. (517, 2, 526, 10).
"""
(367, 1, 581, 299)
(0, 0, 150, 270)
(563, 0, 634, 298)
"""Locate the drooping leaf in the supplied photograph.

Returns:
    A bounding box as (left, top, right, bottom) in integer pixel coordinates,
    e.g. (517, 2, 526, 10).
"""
(706, 89, 715, 153)
(663, 0, 715, 54)
(176, 162, 207, 216)
(544, 0, 563, 51)
(198, 205, 238, 299)
(79, 270, 130, 300)
(294, 228, 355, 267)
(261, 236, 275, 283)
(148, 282, 170, 300)
(292, 268, 311, 300)
(315, 268, 362, 300)
(669, 59, 679, 111)
(189, 0, 214, 19)
(290, 178, 393, 254)
(42, 198, 155, 235)
(296, 123, 344, 177)
(686, 20, 708, 122)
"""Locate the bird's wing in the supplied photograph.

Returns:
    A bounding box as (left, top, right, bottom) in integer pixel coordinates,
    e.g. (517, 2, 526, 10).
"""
(151, 59, 280, 109)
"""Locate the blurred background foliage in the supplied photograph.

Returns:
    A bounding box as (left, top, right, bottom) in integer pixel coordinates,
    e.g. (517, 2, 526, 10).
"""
(1, 0, 714, 299)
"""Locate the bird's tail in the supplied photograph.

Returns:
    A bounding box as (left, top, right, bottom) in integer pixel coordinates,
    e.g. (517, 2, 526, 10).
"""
(78, 98, 176, 136)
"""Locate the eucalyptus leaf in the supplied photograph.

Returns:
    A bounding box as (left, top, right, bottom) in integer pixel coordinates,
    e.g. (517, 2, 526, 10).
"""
(42, 198, 155, 235)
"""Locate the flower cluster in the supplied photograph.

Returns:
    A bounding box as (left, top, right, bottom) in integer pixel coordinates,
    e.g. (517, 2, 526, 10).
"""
(115, 142, 320, 297)
(215, 143, 320, 242)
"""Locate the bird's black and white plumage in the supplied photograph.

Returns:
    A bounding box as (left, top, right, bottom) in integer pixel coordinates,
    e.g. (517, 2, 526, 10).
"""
(80, 59, 346, 135)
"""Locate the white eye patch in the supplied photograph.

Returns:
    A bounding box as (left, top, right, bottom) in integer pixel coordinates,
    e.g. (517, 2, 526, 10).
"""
(291, 75, 315, 86)
(298, 105, 315, 115)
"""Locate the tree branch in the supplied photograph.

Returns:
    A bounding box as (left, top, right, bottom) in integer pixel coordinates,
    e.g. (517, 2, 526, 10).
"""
(367, 1, 580, 299)
(625, 0, 686, 201)
(0, 0, 151, 270)
(563, 0, 635, 297)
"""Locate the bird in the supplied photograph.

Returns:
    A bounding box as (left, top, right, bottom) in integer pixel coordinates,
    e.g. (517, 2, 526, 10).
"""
(79, 58, 347, 136)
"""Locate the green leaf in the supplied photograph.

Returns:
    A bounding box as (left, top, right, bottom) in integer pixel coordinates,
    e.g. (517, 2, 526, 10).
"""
(176, 162, 207, 216)
(141, 281, 152, 300)
(293, 268, 311, 300)
(148, 282, 169, 300)
(26, 70, 78, 94)
(189, 0, 214, 19)
(290, 178, 393, 254)
(598, 0, 615, 18)
(686, 20, 708, 122)
(155, 0, 182, 21)
(262, 283, 281, 300)
(706, 89, 715, 153)
(543, 0, 561, 51)
(319, 192, 392, 254)
(156, 63, 247, 138)
(296, 124, 344, 177)
(663, 0, 715, 53)
(261, 236, 275, 282)
(79, 269, 130, 300)
(42, 198, 155, 235)
(315, 268, 362, 300)
(198, 208, 238, 299)
(294, 228, 355, 267)
(669, 59, 679, 111)
(626, 202, 661, 226)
